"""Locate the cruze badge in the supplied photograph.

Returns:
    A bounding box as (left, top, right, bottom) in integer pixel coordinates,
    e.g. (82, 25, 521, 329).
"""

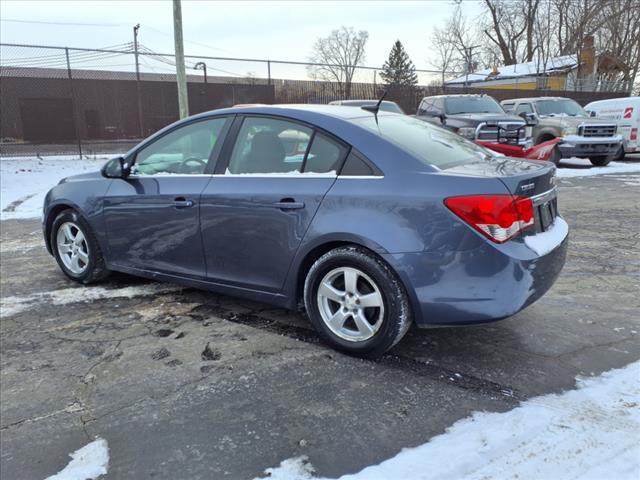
(520, 182, 535, 192)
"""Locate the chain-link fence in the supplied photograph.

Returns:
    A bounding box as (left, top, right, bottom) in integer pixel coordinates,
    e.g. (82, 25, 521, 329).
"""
(0, 42, 629, 158)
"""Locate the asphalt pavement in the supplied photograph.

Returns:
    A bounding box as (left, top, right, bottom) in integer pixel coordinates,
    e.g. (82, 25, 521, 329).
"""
(1, 168, 639, 479)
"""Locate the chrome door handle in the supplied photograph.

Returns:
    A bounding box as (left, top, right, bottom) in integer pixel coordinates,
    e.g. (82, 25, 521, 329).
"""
(273, 199, 305, 210)
(173, 197, 194, 208)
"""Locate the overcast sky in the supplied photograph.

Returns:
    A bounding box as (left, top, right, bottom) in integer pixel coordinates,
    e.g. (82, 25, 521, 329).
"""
(0, 0, 483, 82)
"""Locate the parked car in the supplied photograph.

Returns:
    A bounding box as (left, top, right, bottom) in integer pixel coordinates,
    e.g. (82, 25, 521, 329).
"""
(415, 94, 534, 146)
(501, 97, 623, 166)
(584, 96, 639, 160)
(43, 105, 568, 358)
(329, 99, 404, 114)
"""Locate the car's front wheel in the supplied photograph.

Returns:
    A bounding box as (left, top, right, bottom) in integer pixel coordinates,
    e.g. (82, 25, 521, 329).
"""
(304, 246, 411, 358)
(589, 156, 612, 167)
(51, 209, 109, 284)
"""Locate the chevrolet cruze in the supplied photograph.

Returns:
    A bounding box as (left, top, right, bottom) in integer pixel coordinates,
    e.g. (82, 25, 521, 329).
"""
(43, 105, 568, 357)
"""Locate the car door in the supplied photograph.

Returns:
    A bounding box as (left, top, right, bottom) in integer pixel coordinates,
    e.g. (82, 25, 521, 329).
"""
(102, 116, 231, 278)
(200, 115, 348, 292)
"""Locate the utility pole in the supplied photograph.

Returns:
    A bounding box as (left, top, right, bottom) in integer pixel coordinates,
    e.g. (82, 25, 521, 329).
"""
(133, 24, 144, 137)
(173, 0, 189, 118)
(464, 45, 480, 92)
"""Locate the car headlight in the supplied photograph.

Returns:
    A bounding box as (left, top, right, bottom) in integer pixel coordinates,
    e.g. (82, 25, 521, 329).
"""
(457, 127, 476, 139)
(561, 126, 577, 136)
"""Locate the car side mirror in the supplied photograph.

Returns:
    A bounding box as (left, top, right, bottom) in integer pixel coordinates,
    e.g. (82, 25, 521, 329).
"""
(102, 156, 131, 179)
(422, 110, 446, 124)
(519, 112, 538, 126)
(589, 110, 596, 117)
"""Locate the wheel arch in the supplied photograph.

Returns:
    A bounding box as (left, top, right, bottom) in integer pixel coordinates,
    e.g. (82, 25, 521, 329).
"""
(44, 201, 94, 254)
(535, 130, 557, 145)
(287, 235, 421, 324)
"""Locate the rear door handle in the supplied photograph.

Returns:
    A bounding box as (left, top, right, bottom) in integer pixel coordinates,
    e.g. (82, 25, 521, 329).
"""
(173, 197, 194, 208)
(273, 198, 305, 210)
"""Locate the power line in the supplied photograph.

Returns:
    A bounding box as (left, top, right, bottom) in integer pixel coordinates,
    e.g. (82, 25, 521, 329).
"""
(0, 18, 126, 27)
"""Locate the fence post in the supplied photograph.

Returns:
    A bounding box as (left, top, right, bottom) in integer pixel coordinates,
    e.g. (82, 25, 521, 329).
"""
(267, 60, 271, 86)
(65, 47, 83, 158)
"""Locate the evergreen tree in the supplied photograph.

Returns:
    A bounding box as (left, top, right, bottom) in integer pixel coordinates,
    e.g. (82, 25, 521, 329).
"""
(380, 40, 418, 88)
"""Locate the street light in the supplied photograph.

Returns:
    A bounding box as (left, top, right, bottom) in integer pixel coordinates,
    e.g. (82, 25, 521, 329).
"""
(194, 62, 208, 84)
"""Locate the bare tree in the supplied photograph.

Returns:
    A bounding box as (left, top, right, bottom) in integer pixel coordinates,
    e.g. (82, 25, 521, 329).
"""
(429, 25, 459, 86)
(307, 26, 369, 99)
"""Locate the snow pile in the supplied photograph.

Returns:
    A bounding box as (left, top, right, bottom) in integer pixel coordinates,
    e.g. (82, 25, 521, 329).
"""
(524, 216, 569, 256)
(1, 283, 183, 317)
(557, 158, 640, 178)
(0, 156, 114, 220)
(46, 437, 109, 480)
(255, 361, 640, 480)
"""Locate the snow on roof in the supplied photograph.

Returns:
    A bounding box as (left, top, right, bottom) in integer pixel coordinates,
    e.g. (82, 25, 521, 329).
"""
(446, 55, 578, 85)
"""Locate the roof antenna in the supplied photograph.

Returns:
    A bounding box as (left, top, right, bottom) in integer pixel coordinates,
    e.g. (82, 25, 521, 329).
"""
(362, 88, 389, 118)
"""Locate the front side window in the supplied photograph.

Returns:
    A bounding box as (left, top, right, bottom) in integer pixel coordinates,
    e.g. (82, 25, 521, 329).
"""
(445, 96, 504, 115)
(133, 118, 227, 175)
(355, 114, 490, 169)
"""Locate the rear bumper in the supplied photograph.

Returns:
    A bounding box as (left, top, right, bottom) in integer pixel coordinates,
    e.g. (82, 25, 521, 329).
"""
(558, 135, 622, 158)
(383, 223, 569, 327)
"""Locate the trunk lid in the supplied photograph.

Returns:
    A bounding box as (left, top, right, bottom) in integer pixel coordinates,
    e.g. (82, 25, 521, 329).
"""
(443, 156, 555, 197)
(444, 156, 558, 234)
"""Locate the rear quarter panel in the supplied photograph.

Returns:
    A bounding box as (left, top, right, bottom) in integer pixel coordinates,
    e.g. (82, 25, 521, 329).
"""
(284, 170, 513, 316)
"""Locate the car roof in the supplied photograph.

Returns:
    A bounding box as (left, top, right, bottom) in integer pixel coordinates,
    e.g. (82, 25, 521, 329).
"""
(201, 104, 378, 121)
(501, 97, 573, 103)
(421, 94, 489, 99)
(330, 99, 398, 105)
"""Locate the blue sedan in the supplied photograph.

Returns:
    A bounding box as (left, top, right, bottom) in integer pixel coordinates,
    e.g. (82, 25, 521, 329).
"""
(43, 105, 568, 357)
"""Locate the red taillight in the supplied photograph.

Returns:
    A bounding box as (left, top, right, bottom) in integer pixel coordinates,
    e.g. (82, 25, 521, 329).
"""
(444, 195, 535, 243)
(631, 128, 638, 141)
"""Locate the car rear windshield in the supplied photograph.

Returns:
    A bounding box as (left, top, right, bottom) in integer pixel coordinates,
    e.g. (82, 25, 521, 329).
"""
(445, 96, 504, 114)
(535, 99, 586, 116)
(354, 114, 490, 169)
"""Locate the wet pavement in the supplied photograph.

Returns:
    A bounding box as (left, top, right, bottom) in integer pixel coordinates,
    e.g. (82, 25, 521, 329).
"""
(1, 171, 639, 479)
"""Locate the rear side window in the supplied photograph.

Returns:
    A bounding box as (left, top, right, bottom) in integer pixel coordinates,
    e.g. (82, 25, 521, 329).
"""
(516, 103, 534, 115)
(227, 117, 312, 174)
(340, 151, 379, 176)
(502, 103, 515, 113)
(304, 133, 348, 174)
(355, 115, 490, 169)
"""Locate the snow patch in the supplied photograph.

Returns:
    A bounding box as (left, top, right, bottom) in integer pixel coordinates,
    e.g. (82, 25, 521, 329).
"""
(1, 283, 182, 317)
(45, 437, 109, 480)
(0, 155, 117, 220)
(524, 216, 569, 256)
(557, 158, 640, 178)
(255, 361, 640, 480)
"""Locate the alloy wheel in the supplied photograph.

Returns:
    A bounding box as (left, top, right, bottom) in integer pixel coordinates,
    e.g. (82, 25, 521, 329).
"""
(316, 266, 384, 342)
(56, 222, 90, 275)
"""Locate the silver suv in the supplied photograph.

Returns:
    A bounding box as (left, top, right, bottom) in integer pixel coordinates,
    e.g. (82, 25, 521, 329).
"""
(502, 97, 622, 166)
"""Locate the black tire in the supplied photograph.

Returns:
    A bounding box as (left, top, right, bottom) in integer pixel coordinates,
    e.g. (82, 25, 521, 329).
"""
(303, 246, 411, 358)
(589, 156, 612, 167)
(549, 146, 562, 165)
(51, 209, 109, 284)
(613, 145, 625, 161)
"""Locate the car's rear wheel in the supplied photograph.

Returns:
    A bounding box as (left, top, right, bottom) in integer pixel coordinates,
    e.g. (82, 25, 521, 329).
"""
(51, 209, 109, 284)
(303, 246, 411, 358)
(589, 156, 612, 167)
